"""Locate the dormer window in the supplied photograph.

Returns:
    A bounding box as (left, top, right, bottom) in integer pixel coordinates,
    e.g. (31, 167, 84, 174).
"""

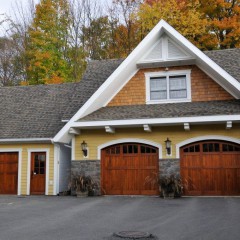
(145, 70, 191, 103)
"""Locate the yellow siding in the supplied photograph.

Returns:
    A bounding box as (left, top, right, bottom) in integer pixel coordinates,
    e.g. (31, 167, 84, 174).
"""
(0, 143, 54, 195)
(75, 125, 240, 160)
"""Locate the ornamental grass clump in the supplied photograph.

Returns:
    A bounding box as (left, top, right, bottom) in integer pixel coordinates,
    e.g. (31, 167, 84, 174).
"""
(159, 175, 183, 198)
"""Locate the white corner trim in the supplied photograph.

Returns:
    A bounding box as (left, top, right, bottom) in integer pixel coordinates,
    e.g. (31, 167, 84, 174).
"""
(18, 150, 22, 196)
(71, 137, 75, 161)
(27, 149, 50, 195)
(0, 148, 22, 195)
(54, 144, 60, 195)
(97, 138, 162, 160)
(175, 135, 240, 158)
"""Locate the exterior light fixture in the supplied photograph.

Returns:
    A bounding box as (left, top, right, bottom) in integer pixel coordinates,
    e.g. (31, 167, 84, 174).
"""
(165, 138, 171, 155)
(81, 140, 88, 157)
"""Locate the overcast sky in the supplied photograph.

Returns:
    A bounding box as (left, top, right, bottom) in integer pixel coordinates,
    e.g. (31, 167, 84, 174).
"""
(0, 0, 38, 16)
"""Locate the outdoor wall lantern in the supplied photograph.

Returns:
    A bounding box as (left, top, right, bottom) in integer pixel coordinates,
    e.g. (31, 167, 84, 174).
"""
(165, 138, 172, 155)
(81, 140, 88, 157)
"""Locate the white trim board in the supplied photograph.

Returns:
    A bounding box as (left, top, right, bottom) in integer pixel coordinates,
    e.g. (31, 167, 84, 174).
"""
(97, 138, 162, 159)
(176, 135, 240, 158)
(0, 148, 22, 195)
(27, 149, 50, 195)
(72, 115, 240, 128)
(53, 19, 240, 144)
(0, 138, 52, 143)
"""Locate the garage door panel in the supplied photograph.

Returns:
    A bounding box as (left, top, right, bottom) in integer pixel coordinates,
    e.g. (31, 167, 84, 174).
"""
(224, 169, 240, 195)
(202, 154, 221, 168)
(181, 155, 201, 168)
(0, 152, 18, 195)
(182, 169, 202, 195)
(202, 169, 222, 195)
(181, 141, 240, 196)
(102, 143, 159, 195)
(222, 154, 240, 168)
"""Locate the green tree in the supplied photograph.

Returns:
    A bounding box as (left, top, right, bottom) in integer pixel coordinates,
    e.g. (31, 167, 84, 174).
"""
(26, 0, 73, 85)
(82, 16, 113, 60)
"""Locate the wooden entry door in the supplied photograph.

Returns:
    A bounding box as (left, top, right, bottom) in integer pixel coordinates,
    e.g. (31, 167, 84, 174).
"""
(101, 143, 159, 195)
(30, 152, 46, 195)
(0, 152, 18, 194)
(180, 141, 240, 196)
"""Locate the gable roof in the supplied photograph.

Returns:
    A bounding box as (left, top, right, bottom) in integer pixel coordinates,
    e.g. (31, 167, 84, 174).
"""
(53, 20, 240, 143)
(0, 59, 122, 141)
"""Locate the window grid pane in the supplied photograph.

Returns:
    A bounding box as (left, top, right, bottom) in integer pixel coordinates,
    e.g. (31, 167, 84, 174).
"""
(149, 74, 188, 101)
(150, 77, 167, 100)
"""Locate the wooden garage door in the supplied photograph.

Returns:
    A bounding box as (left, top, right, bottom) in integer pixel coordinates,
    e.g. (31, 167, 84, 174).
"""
(0, 152, 18, 194)
(180, 141, 240, 196)
(101, 143, 159, 195)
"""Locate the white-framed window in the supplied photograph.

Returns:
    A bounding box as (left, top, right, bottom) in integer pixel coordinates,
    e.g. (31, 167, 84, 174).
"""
(145, 70, 191, 103)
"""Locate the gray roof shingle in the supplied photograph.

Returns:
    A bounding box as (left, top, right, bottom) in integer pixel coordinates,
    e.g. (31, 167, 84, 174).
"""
(0, 48, 239, 139)
(204, 48, 240, 82)
(0, 59, 123, 139)
(78, 100, 240, 122)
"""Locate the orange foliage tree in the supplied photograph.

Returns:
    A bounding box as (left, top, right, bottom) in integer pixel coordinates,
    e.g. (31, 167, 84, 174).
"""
(198, 0, 240, 49)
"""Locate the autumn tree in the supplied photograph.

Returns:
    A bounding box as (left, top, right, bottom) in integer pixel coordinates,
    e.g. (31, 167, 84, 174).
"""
(26, 0, 73, 85)
(198, 0, 240, 49)
(109, 0, 141, 57)
(0, 37, 22, 86)
(137, 0, 207, 49)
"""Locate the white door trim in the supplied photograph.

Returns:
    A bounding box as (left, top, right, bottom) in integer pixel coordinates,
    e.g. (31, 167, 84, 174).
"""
(176, 135, 240, 158)
(0, 148, 22, 195)
(97, 138, 162, 159)
(27, 149, 50, 195)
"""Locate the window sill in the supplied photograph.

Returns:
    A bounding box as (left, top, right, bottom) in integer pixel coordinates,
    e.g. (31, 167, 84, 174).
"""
(146, 99, 192, 104)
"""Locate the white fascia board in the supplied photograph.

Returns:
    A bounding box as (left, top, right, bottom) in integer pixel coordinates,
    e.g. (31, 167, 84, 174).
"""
(0, 138, 52, 143)
(71, 115, 240, 128)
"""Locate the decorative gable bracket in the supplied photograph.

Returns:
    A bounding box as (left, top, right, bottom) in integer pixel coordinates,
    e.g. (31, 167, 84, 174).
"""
(105, 126, 115, 134)
(69, 127, 81, 135)
(143, 124, 152, 132)
(184, 123, 190, 131)
(226, 121, 232, 130)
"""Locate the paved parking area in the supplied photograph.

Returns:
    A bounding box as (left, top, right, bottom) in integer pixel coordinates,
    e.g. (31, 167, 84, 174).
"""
(0, 195, 239, 240)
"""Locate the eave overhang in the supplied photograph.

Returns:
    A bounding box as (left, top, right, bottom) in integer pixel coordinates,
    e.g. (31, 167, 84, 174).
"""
(0, 138, 52, 144)
(71, 115, 240, 130)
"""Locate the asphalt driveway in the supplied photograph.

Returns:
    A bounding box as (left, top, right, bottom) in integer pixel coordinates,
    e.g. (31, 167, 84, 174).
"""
(0, 196, 239, 240)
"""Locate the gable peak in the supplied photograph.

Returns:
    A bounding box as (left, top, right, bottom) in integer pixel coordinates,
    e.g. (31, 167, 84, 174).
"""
(139, 33, 192, 64)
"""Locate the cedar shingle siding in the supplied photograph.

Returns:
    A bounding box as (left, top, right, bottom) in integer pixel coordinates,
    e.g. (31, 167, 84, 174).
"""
(108, 65, 234, 107)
